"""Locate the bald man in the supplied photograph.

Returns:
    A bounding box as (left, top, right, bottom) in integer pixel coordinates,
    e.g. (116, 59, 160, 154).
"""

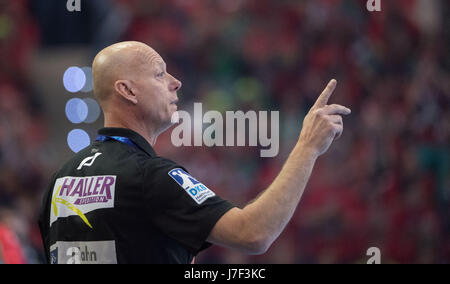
(92, 41, 181, 143)
(39, 41, 350, 264)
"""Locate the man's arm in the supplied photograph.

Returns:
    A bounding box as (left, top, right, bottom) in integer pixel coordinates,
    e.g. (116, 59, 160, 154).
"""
(207, 79, 351, 254)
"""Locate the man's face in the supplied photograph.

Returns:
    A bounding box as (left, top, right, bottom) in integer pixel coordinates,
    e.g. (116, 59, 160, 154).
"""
(135, 55, 182, 134)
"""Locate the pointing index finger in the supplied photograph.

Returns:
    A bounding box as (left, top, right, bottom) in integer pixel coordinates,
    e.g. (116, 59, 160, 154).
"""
(312, 79, 337, 110)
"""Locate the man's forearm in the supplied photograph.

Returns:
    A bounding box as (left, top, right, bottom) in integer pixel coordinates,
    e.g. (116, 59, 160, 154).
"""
(241, 142, 318, 251)
(207, 79, 349, 254)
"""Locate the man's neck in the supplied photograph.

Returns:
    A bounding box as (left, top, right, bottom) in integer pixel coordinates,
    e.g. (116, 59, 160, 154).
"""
(104, 117, 159, 146)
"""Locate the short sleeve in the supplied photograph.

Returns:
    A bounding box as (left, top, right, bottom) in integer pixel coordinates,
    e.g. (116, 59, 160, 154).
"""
(143, 158, 235, 254)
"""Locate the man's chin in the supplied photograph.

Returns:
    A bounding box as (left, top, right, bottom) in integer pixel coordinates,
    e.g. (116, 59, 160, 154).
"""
(154, 112, 178, 137)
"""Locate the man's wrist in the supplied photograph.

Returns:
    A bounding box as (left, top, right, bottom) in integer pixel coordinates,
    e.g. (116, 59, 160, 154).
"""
(293, 141, 320, 160)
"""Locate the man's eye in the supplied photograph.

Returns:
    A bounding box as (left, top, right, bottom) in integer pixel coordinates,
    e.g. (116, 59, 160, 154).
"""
(157, 72, 165, 78)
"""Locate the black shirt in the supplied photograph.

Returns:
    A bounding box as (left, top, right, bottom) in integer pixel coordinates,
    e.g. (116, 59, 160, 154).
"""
(38, 127, 235, 264)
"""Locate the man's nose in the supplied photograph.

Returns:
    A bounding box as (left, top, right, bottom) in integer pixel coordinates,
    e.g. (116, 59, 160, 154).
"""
(169, 75, 182, 92)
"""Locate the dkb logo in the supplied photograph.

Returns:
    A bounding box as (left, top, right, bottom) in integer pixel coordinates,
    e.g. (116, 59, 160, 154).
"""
(168, 168, 216, 205)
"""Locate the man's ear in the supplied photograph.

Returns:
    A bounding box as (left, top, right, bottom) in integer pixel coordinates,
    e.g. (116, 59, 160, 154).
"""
(114, 80, 138, 104)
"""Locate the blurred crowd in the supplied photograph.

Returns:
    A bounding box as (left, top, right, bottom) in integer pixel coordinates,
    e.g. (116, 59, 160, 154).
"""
(0, 0, 448, 263)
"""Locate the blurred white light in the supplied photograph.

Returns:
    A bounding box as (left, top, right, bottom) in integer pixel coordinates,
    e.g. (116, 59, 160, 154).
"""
(82, 98, 101, 123)
(66, 98, 88, 123)
(81, 67, 93, 93)
(67, 129, 91, 153)
(63, 66, 86, 93)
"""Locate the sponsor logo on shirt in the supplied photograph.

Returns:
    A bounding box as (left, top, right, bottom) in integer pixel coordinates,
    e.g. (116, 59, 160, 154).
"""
(50, 241, 117, 264)
(168, 168, 215, 204)
(50, 247, 58, 264)
(50, 175, 116, 228)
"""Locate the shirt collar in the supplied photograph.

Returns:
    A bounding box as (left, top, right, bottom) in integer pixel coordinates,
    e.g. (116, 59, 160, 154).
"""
(97, 127, 157, 157)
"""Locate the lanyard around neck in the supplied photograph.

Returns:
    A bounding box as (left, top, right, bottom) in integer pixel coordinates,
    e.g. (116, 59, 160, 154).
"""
(95, 135, 139, 149)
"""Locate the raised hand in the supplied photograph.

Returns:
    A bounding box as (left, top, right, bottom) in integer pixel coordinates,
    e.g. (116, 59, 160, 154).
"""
(298, 79, 351, 157)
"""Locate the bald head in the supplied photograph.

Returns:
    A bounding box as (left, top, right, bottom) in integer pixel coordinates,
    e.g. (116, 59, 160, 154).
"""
(92, 41, 162, 105)
(91, 41, 182, 142)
